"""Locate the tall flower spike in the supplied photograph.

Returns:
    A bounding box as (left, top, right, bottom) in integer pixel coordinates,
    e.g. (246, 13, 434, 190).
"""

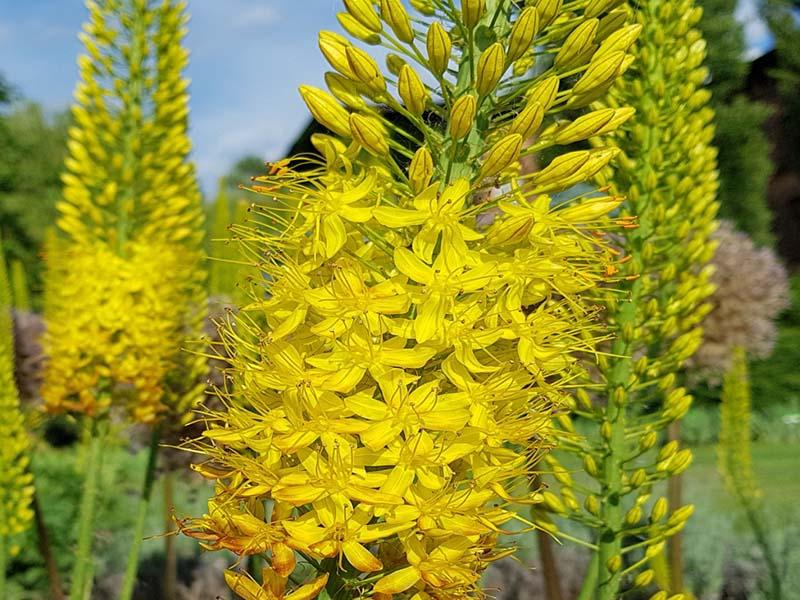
(536, 1, 720, 598)
(43, 0, 207, 425)
(182, 1, 637, 598)
(0, 238, 35, 544)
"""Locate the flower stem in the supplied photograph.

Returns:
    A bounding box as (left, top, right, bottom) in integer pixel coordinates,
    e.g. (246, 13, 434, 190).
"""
(69, 418, 107, 600)
(119, 426, 161, 600)
(163, 471, 177, 600)
(0, 533, 7, 600)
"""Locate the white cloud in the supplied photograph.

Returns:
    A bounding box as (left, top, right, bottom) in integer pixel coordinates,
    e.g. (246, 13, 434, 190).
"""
(230, 5, 281, 29)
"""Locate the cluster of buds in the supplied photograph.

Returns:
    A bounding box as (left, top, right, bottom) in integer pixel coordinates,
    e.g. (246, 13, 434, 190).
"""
(181, 0, 642, 598)
(537, 0, 720, 597)
(42, 0, 207, 425)
(0, 242, 34, 540)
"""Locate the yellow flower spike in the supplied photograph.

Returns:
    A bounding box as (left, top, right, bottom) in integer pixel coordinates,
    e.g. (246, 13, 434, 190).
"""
(380, 0, 414, 43)
(44, 0, 206, 424)
(343, 0, 382, 33)
(337, 12, 381, 45)
(350, 113, 390, 156)
(449, 94, 477, 140)
(479, 133, 523, 179)
(476, 42, 506, 97)
(507, 7, 540, 66)
(185, 2, 638, 597)
(426, 21, 451, 77)
(299, 85, 352, 137)
(408, 146, 434, 193)
(0, 242, 35, 540)
(398, 64, 429, 116)
(345, 45, 387, 93)
(461, 0, 485, 29)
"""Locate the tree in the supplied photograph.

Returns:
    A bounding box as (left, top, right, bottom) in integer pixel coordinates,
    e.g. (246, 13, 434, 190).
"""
(698, 0, 775, 246)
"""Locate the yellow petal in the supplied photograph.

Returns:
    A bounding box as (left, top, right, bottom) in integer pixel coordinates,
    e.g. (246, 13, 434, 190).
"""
(285, 574, 329, 600)
(225, 570, 269, 600)
(343, 540, 383, 572)
(373, 566, 421, 595)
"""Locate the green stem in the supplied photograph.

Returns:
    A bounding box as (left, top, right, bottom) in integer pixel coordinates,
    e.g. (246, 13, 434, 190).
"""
(576, 550, 599, 600)
(119, 427, 161, 600)
(69, 418, 107, 600)
(741, 498, 782, 600)
(0, 533, 7, 600)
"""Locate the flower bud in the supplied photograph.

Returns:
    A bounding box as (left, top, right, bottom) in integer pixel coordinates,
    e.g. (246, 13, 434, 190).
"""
(526, 75, 559, 111)
(584, 494, 601, 516)
(606, 555, 622, 574)
(667, 504, 695, 527)
(408, 147, 434, 193)
(461, 0, 485, 28)
(509, 100, 544, 139)
(319, 31, 355, 78)
(427, 21, 452, 77)
(349, 113, 390, 155)
(639, 430, 657, 451)
(645, 541, 666, 559)
(583, 454, 599, 478)
(542, 491, 567, 515)
(657, 440, 678, 463)
(346, 46, 386, 93)
(449, 94, 477, 140)
(624, 505, 642, 526)
(629, 468, 647, 488)
(650, 497, 668, 522)
(507, 7, 540, 65)
(634, 570, 655, 588)
(299, 85, 351, 137)
(385, 53, 407, 76)
(398, 65, 429, 115)
(479, 133, 523, 179)
(572, 51, 626, 96)
(600, 421, 613, 441)
(337, 12, 381, 44)
(554, 19, 599, 71)
(343, 0, 382, 33)
(380, 0, 414, 43)
(535, 0, 563, 27)
(325, 72, 366, 109)
(477, 43, 506, 96)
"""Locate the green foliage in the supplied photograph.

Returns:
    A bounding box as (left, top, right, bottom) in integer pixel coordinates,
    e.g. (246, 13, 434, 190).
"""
(713, 99, 775, 246)
(698, 0, 775, 246)
(0, 103, 69, 301)
(764, 0, 800, 172)
(9, 260, 31, 311)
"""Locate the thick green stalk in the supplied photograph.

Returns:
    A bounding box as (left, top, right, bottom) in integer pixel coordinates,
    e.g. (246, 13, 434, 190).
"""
(119, 427, 161, 600)
(597, 300, 636, 599)
(69, 418, 107, 600)
(163, 472, 177, 600)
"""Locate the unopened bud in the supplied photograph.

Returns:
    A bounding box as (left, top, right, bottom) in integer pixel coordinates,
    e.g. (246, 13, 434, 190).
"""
(477, 43, 506, 96)
(606, 555, 622, 574)
(583, 454, 599, 478)
(427, 21, 452, 76)
(398, 65, 429, 115)
(585, 495, 601, 516)
(479, 133, 523, 179)
(299, 85, 351, 137)
(344, 0, 382, 32)
(461, 0, 485, 28)
(408, 147, 434, 193)
(349, 114, 390, 155)
(600, 421, 613, 441)
(380, 0, 414, 43)
(624, 505, 643, 526)
(634, 569, 655, 588)
(639, 430, 657, 452)
(346, 46, 386, 93)
(629, 468, 647, 488)
(449, 94, 477, 140)
(507, 7, 540, 65)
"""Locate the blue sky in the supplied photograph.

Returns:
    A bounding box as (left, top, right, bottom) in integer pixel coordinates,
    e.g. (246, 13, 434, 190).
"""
(0, 0, 774, 195)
